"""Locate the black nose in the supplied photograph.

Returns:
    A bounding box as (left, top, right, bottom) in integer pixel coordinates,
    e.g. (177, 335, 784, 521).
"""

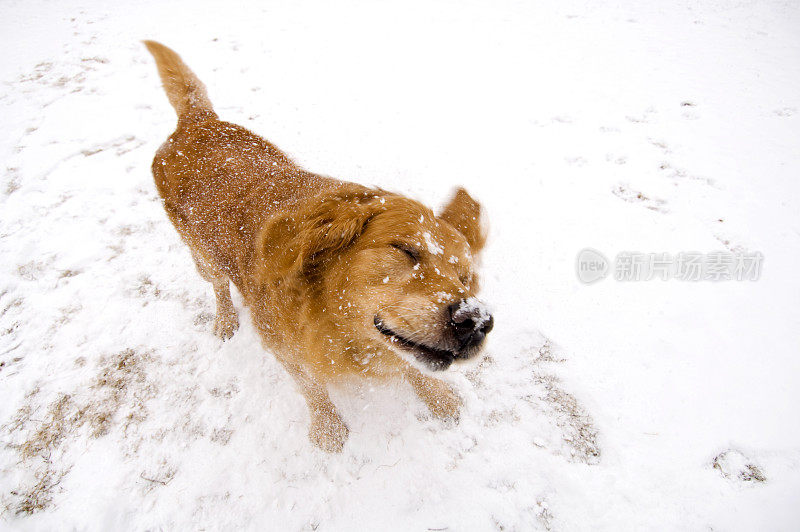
(448, 299, 494, 351)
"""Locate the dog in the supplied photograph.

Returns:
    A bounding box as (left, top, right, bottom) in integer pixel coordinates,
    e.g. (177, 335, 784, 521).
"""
(143, 41, 493, 452)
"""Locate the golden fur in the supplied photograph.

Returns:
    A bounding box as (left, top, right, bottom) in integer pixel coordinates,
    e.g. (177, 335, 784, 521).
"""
(144, 41, 493, 452)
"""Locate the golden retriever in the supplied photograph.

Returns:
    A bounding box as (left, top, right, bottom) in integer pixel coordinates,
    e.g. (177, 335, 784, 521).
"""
(143, 41, 493, 452)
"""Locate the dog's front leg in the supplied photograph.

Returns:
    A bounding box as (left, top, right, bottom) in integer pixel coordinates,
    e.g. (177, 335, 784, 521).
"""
(284, 362, 349, 452)
(402, 365, 462, 421)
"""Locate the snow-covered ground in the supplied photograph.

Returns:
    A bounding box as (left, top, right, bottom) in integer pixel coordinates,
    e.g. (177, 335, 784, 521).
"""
(1, 0, 799, 529)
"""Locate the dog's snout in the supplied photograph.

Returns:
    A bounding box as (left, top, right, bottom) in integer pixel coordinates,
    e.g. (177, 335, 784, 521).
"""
(448, 299, 494, 350)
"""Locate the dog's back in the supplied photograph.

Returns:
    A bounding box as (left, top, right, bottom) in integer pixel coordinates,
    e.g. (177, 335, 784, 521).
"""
(144, 41, 341, 287)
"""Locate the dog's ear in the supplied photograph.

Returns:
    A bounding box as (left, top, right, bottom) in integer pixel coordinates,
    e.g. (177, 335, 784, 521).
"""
(439, 187, 487, 254)
(257, 187, 385, 279)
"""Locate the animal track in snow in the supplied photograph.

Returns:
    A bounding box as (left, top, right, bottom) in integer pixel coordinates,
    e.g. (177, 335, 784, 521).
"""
(468, 335, 601, 466)
(564, 156, 587, 166)
(774, 107, 796, 117)
(713, 233, 747, 253)
(612, 184, 668, 213)
(625, 107, 657, 124)
(605, 153, 627, 165)
(648, 138, 671, 154)
(657, 162, 716, 187)
(712, 449, 766, 484)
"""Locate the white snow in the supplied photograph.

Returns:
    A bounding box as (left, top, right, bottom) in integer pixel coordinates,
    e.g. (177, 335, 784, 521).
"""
(1, 0, 800, 529)
(456, 297, 492, 328)
(422, 231, 444, 255)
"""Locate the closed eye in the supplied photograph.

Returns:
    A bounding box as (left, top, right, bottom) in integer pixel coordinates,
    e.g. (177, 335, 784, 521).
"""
(390, 243, 420, 263)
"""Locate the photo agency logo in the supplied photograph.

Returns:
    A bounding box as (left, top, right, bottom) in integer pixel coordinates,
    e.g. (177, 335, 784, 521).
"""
(576, 248, 610, 284)
(576, 249, 763, 284)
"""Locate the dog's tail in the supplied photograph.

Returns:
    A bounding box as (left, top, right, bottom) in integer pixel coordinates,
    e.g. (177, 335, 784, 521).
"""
(143, 40, 216, 120)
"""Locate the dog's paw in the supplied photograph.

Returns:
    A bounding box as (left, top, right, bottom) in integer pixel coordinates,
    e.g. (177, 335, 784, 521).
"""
(309, 410, 349, 453)
(422, 380, 462, 421)
(213, 314, 239, 340)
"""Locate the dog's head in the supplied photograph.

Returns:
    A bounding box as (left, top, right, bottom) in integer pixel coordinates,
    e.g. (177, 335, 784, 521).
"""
(257, 184, 493, 372)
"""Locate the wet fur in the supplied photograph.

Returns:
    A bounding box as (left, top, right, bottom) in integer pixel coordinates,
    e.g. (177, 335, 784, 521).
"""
(144, 41, 488, 452)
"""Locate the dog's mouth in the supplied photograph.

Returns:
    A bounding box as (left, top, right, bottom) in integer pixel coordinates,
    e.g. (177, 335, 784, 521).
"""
(374, 315, 455, 371)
